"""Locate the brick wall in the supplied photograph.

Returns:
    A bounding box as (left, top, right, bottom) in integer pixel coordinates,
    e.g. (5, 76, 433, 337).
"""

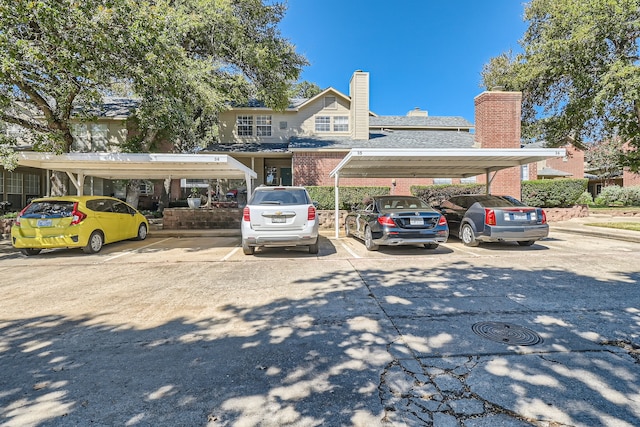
(474, 90, 522, 198)
(545, 144, 584, 178)
(624, 170, 640, 187)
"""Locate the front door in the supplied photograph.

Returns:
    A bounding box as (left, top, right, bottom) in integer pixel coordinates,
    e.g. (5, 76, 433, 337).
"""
(281, 168, 292, 186)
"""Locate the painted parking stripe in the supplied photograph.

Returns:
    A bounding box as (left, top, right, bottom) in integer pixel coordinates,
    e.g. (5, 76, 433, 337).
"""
(222, 246, 241, 261)
(102, 238, 173, 262)
(340, 241, 362, 258)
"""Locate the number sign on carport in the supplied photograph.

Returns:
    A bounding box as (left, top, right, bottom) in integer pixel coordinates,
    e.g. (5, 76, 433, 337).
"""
(329, 147, 567, 238)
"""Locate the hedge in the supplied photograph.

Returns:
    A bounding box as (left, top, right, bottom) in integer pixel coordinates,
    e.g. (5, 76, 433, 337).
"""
(521, 179, 588, 208)
(305, 186, 390, 210)
(411, 184, 485, 205)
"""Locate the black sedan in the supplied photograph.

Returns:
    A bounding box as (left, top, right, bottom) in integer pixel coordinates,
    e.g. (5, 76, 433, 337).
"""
(438, 194, 549, 247)
(344, 196, 449, 251)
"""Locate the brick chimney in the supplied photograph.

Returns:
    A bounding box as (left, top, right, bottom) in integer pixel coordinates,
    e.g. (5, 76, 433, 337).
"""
(349, 70, 370, 140)
(474, 89, 523, 197)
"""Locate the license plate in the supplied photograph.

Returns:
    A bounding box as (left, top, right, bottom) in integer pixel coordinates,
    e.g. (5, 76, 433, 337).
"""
(410, 217, 423, 225)
(271, 217, 286, 223)
(513, 213, 527, 221)
(37, 219, 52, 227)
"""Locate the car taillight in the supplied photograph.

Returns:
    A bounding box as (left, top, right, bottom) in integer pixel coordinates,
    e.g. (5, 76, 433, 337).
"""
(15, 206, 29, 227)
(243, 206, 251, 221)
(70, 203, 87, 225)
(378, 216, 396, 227)
(541, 209, 547, 224)
(308, 205, 316, 221)
(485, 209, 496, 226)
(438, 215, 447, 226)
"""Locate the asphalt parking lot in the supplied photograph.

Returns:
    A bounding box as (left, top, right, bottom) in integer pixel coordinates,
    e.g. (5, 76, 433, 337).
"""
(0, 227, 639, 426)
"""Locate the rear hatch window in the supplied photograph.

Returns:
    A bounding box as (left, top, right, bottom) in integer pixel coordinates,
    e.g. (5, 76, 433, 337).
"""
(22, 201, 75, 218)
(19, 201, 76, 235)
(250, 189, 309, 205)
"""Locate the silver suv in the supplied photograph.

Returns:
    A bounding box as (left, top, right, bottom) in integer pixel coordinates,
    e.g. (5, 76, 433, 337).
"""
(241, 186, 319, 255)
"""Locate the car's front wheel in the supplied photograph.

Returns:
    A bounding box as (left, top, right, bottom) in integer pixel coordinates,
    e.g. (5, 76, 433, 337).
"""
(423, 243, 439, 249)
(460, 223, 479, 247)
(364, 227, 379, 251)
(517, 240, 535, 246)
(21, 248, 41, 256)
(135, 223, 148, 241)
(83, 231, 104, 254)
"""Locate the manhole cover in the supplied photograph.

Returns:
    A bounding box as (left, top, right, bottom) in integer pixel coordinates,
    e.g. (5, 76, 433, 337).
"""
(472, 322, 543, 346)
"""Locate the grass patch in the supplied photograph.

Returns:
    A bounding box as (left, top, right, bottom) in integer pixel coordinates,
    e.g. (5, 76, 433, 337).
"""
(586, 222, 640, 232)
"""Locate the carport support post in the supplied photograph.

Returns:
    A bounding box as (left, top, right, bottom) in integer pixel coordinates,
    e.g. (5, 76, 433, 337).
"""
(485, 170, 495, 194)
(245, 172, 253, 201)
(334, 172, 340, 239)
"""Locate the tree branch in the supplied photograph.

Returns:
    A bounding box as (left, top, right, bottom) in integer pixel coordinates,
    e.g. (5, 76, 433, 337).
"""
(0, 112, 49, 133)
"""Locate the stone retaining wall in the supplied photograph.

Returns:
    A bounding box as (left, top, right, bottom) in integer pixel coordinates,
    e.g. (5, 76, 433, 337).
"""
(162, 208, 243, 230)
(544, 205, 589, 222)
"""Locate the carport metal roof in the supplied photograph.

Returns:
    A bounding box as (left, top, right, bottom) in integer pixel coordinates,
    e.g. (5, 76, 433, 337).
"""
(16, 152, 257, 196)
(328, 147, 567, 237)
(329, 148, 567, 178)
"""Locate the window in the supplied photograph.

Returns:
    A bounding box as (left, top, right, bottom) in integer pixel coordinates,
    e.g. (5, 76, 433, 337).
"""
(279, 121, 287, 130)
(521, 164, 529, 181)
(7, 172, 22, 193)
(237, 115, 253, 136)
(256, 115, 272, 136)
(91, 124, 108, 151)
(433, 178, 452, 185)
(324, 96, 337, 109)
(25, 173, 40, 194)
(333, 116, 349, 132)
(460, 176, 477, 184)
(315, 116, 331, 132)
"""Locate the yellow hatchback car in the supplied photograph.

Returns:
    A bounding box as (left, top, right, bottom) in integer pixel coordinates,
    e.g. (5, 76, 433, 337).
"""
(11, 195, 150, 256)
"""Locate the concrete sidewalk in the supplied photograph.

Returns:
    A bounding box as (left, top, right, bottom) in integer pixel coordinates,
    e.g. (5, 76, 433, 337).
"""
(549, 214, 640, 244)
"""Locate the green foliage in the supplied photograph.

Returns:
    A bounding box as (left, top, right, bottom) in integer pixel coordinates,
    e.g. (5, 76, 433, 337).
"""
(521, 179, 588, 208)
(305, 186, 390, 210)
(594, 185, 640, 206)
(0, 0, 307, 157)
(481, 0, 640, 168)
(576, 191, 594, 206)
(411, 184, 486, 205)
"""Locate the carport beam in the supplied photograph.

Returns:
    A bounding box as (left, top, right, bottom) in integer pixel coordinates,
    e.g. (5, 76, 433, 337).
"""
(66, 171, 85, 196)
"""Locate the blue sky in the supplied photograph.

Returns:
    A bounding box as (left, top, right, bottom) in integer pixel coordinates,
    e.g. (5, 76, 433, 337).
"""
(279, 1, 528, 123)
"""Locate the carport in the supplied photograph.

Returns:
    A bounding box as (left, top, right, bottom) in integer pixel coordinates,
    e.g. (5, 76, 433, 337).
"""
(16, 152, 257, 196)
(329, 147, 567, 237)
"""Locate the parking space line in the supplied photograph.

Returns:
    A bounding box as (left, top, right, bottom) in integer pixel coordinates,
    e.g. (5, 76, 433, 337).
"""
(222, 246, 240, 261)
(102, 238, 173, 262)
(443, 243, 480, 256)
(340, 241, 362, 258)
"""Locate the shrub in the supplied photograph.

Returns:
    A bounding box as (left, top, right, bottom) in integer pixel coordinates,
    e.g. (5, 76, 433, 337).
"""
(411, 184, 485, 205)
(575, 191, 593, 205)
(594, 185, 640, 206)
(305, 186, 390, 210)
(521, 179, 588, 208)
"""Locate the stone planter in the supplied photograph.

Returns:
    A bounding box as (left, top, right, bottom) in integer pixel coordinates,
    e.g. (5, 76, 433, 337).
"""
(187, 197, 201, 209)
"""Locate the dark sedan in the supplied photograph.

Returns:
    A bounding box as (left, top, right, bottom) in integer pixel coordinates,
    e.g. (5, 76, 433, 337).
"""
(438, 194, 548, 247)
(344, 196, 449, 251)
